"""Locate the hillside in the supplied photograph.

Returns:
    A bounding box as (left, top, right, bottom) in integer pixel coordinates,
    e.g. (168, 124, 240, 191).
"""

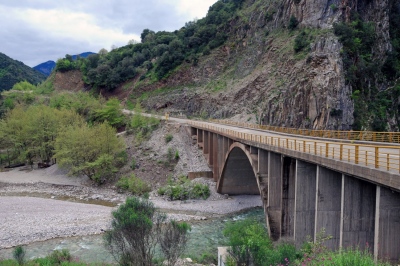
(52, 0, 400, 131)
(0, 52, 46, 92)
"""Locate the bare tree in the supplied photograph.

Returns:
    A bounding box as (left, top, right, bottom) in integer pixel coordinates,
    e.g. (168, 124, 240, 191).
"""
(160, 220, 191, 266)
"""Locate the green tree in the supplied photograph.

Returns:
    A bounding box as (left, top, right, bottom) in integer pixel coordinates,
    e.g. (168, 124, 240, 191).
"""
(224, 219, 271, 265)
(94, 98, 125, 128)
(104, 197, 166, 266)
(105, 197, 190, 266)
(54, 122, 125, 183)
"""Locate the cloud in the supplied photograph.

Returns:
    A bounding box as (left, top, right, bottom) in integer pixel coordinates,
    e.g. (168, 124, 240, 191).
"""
(0, 0, 217, 67)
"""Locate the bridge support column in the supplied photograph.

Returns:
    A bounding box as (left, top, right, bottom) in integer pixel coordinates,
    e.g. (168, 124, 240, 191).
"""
(294, 160, 317, 248)
(374, 186, 400, 262)
(315, 166, 341, 250)
(282, 157, 295, 238)
(212, 134, 219, 181)
(268, 152, 283, 241)
(341, 175, 375, 251)
(197, 129, 203, 144)
(258, 150, 269, 234)
(208, 133, 214, 167)
(203, 131, 209, 155)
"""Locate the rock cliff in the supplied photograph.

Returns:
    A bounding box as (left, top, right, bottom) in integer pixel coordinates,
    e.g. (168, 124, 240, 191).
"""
(54, 0, 398, 130)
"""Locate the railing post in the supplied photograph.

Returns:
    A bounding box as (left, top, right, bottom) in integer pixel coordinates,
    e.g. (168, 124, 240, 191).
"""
(294, 140, 297, 151)
(355, 145, 359, 164)
(340, 144, 343, 160)
(286, 138, 288, 149)
(375, 147, 379, 169)
(365, 151, 368, 166)
(325, 143, 329, 157)
(387, 154, 390, 170)
(314, 142, 317, 155)
(303, 141, 306, 152)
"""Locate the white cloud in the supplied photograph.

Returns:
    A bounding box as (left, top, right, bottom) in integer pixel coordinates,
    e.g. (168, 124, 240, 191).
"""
(0, 0, 217, 67)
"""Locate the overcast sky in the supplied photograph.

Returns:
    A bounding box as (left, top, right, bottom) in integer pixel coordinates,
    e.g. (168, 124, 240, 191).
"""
(0, 0, 217, 67)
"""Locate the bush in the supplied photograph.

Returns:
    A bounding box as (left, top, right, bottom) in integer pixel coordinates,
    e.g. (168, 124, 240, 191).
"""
(48, 249, 72, 264)
(174, 150, 180, 160)
(12, 246, 25, 266)
(165, 134, 173, 143)
(104, 197, 190, 266)
(294, 31, 310, 53)
(288, 15, 299, 30)
(130, 158, 137, 170)
(116, 174, 151, 195)
(157, 176, 210, 200)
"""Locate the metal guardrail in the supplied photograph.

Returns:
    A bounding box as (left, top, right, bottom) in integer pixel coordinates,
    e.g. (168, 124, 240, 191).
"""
(211, 120, 400, 144)
(189, 121, 400, 174)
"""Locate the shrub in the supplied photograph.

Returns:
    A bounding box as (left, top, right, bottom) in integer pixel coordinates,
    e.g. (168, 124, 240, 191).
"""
(167, 147, 174, 162)
(157, 177, 210, 200)
(12, 246, 25, 266)
(116, 174, 151, 195)
(130, 158, 137, 170)
(160, 221, 191, 266)
(288, 15, 299, 30)
(174, 150, 180, 160)
(48, 249, 72, 264)
(165, 134, 173, 143)
(104, 197, 190, 266)
(294, 31, 310, 53)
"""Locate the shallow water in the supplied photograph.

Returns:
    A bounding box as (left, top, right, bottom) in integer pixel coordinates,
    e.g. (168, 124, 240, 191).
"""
(0, 207, 265, 264)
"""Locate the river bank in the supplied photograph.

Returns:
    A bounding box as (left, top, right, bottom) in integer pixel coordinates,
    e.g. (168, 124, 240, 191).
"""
(0, 165, 262, 249)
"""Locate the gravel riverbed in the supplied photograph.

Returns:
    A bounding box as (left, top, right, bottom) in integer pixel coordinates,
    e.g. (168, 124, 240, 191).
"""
(0, 166, 262, 249)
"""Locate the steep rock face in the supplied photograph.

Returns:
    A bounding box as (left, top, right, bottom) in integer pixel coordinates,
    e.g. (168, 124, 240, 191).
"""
(143, 0, 355, 129)
(277, 0, 341, 28)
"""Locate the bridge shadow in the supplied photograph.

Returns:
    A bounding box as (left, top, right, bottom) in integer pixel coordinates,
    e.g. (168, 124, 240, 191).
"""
(217, 143, 260, 195)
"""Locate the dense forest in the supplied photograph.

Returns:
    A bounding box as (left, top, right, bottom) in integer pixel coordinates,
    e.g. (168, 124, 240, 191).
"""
(0, 52, 46, 92)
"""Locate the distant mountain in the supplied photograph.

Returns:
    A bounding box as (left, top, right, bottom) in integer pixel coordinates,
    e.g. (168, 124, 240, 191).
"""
(71, 52, 95, 60)
(0, 52, 46, 92)
(33, 60, 56, 77)
(34, 52, 96, 77)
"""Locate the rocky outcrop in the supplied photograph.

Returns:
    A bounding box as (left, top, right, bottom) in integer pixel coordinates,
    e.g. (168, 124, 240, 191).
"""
(53, 0, 395, 130)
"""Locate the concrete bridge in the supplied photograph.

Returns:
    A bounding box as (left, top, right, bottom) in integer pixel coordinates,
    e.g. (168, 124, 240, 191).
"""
(187, 120, 400, 262)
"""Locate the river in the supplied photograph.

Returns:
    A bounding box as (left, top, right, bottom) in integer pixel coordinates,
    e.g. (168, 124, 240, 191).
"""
(0, 208, 265, 264)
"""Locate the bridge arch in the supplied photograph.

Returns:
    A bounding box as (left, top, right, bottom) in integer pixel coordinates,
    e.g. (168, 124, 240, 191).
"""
(217, 142, 260, 195)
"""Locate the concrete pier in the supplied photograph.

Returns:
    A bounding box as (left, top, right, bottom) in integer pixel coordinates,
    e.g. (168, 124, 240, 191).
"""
(294, 160, 317, 247)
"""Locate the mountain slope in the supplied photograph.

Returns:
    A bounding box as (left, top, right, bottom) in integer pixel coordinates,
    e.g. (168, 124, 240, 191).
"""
(52, 0, 400, 131)
(33, 60, 56, 77)
(0, 52, 46, 92)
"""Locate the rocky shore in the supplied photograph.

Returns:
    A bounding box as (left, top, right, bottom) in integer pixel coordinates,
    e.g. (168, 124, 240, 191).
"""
(0, 166, 262, 249)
